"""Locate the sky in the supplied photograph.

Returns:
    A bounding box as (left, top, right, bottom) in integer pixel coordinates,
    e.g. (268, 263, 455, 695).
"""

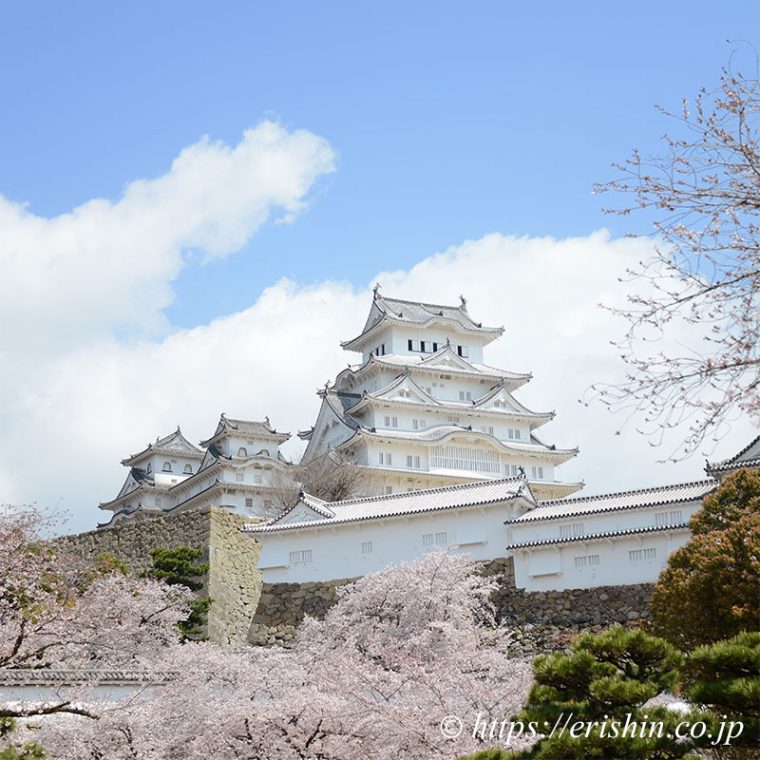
(0, 2, 757, 533)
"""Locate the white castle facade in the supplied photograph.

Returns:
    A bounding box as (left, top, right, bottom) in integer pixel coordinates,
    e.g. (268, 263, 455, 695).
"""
(99, 415, 291, 526)
(97, 292, 759, 593)
(298, 290, 581, 499)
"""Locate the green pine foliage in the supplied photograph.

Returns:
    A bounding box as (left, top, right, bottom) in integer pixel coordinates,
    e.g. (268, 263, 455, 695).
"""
(650, 469, 760, 650)
(511, 626, 704, 759)
(0, 719, 45, 760)
(682, 631, 760, 750)
(145, 547, 208, 590)
(144, 546, 211, 639)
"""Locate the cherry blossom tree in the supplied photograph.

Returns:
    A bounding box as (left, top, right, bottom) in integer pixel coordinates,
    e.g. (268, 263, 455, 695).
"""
(0, 506, 190, 723)
(592, 59, 760, 459)
(34, 552, 534, 759)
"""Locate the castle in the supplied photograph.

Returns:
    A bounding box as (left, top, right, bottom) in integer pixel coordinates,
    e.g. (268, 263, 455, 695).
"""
(97, 291, 759, 593)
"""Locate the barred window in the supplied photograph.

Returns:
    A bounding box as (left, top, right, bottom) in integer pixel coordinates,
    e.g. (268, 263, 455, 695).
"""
(431, 444, 500, 474)
(629, 548, 656, 561)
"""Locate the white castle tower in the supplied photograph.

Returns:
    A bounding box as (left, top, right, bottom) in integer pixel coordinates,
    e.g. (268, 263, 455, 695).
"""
(298, 290, 581, 500)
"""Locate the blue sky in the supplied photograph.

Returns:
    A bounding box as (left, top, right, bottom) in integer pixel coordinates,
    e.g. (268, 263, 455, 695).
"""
(0, 2, 757, 529)
(2, 1, 756, 326)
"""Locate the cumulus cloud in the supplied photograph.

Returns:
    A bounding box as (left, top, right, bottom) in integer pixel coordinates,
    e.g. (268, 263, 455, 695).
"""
(0, 121, 335, 354)
(0, 226, 754, 533)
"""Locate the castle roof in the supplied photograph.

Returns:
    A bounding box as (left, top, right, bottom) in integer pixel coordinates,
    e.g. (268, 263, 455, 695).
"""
(339, 425, 578, 463)
(508, 478, 717, 523)
(199, 414, 290, 448)
(245, 475, 534, 533)
(343, 373, 553, 425)
(506, 522, 691, 550)
(335, 348, 531, 391)
(121, 428, 204, 467)
(341, 294, 504, 351)
(706, 434, 760, 476)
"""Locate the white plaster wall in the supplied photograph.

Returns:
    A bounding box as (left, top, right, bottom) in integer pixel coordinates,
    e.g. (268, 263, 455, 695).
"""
(509, 500, 701, 545)
(256, 500, 525, 582)
(512, 529, 691, 591)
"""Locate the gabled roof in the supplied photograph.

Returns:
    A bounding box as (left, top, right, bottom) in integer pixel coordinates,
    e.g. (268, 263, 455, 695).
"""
(506, 522, 691, 550)
(341, 294, 504, 351)
(121, 428, 204, 467)
(706, 434, 760, 476)
(200, 414, 290, 448)
(344, 373, 441, 415)
(98, 468, 157, 512)
(473, 382, 553, 419)
(270, 492, 336, 524)
(509, 479, 717, 523)
(339, 425, 578, 463)
(334, 350, 531, 391)
(245, 475, 534, 533)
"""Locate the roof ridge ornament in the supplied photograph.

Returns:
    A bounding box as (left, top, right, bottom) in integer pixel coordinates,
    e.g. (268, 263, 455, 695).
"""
(373, 282, 381, 299)
(459, 294, 467, 310)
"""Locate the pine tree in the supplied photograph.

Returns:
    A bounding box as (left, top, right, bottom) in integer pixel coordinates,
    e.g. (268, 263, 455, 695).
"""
(511, 626, 704, 759)
(145, 547, 211, 639)
(682, 631, 760, 752)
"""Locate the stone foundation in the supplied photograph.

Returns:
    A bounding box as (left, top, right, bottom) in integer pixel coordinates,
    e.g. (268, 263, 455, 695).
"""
(248, 577, 355, 646)
(55, 508, 262, 646)
(248, 556, 654, 648)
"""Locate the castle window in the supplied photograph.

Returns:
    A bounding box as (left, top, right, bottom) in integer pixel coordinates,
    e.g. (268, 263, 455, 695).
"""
(629, 548, 657, 562)
(407, 339, 413, 350)
(655, 510, 683, 526)
(183, 464, 193, 474)
(236, 473, 244, 482)
(457, 345, 468, 358)
(361, 541, 373, 555)
(515, 429, 521, 440)
(432, 342, 438, 352)
(385, 486, 393, 494)
(458, 390, 472, 402)
(422, 533, 434, 547)
(289, 549, 312, 564)
(574, 554, 600, 569)
(406, 455, 421, 469)
(238, 447, 248, 457)
(559, 522, 584, 539)
(162, 462, 172, 472)
(245, 498, 253, 508)
(435, 531, 448, 545)
(420, 340, 426, 352)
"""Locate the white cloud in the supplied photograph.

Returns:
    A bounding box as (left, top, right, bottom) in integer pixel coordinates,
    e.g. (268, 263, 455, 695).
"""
(1, 227, 754, 534)
(0, 121, 335, 354)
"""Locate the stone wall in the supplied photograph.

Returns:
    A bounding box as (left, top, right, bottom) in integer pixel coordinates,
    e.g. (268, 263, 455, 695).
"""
(248, 577, 355, 646)
(484, 557, 654, 626)
(207, 510, 263, 645)
(248, 556, 653, 648)
(55, 508, 262, 646)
